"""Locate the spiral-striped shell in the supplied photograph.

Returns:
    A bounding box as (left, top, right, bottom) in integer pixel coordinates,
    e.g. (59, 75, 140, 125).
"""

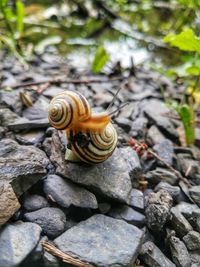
(67, 122, 118, 164)
(48, 91, 91, 130)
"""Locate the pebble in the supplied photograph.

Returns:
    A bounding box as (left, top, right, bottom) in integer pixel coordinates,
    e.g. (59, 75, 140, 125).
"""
(24, 207, 66, 238)
(0, 108, 19, 126)
(153, 139, 174, 166)
(43, 251, 60, 267)
(15, 131, 45, 146)
(8, 118, 50, 132)
(183, 230, 200, 251)
(170, 207, 193, 237)
(154, 182, 180, 202)
(189, 186, 200, 207)
(114, 117, 132, 133)
(145, 190, 173, 232)
(130, 117, 148, 139)
(43, 174, 98, 209)
(23, 194, 49, 211)
(169, 235, 191, 267)
(139, 241, 176, 267)
(146, 125, 166, 146)
(108, 205, 145, 227)
(0, 222, 41, 267)
(54, 214, 144, 267)
(145, 167, 179, 185)
(128, 188, 144, 210)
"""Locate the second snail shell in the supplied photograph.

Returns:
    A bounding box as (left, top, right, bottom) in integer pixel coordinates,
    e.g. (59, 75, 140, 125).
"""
(48, 90, 118, 164)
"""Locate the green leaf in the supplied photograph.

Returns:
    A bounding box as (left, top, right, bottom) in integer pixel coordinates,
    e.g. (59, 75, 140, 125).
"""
(92, 46, 110, 73)
(16, 0, 24, 35)
(177, 0, 199, 8)
(186, 65, 200, 76)
(163, 29, 200, 54)
(176, 104, 195, 145)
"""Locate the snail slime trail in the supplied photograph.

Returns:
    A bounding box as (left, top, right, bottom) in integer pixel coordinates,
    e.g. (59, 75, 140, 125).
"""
(48, 90, 118, 164)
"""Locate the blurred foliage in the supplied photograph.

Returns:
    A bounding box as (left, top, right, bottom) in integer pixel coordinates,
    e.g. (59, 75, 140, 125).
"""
(92, 46, 110, 73)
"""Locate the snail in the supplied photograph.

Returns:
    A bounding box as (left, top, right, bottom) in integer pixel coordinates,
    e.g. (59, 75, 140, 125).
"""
(48, 90, 119, 164)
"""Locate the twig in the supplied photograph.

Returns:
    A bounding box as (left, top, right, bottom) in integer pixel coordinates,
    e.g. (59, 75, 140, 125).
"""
(1, 77, 124, 90)
(41, 241, 94, 267)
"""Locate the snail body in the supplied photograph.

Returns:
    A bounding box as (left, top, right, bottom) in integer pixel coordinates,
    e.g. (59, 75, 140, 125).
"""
(48, 90, 118, 164)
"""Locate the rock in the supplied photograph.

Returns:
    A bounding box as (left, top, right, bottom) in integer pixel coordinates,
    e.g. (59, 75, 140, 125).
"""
(128, 189, 144, 210)
(0, 222, 41, 267)
(43, 174, 98, 209)
(23, 194, 49, 211)
(190, 210, 200, 233)
(15, 131, 45, 146)
(23, 106, 48, 121)
(145, 190, 173, 232)
(170, 207, 193, 237)
(114, 117, 132, 133)
(24, 207, 66, 238)
(177, 153, 200, 181)
(0, 139, 49, 197)
(130, 117, 148, 139)
(54, 214, 144, 267)
(43, 251, 60, 267)
(169, 235, 191, 267)
(175, 202, 199, 218)
(31, 236, 48, 261)
(143, 99, 179, 142)
(154, 182, 180, 202)
(108, 205, 145, 227)
(139, 241, 176, 267)
(55, 144, 133, 203)
(98, 203, 111, 214)
(0, 183, 21, 227)
(183, 231, 200, 251)
(146, 125, 166, 146)
(190, 250, 200, 266)
(0, 91, 22, 113)
(145, 167, 179, 185)
(189, 186, 200, 207)
(0, 108, 19, 126)
(153, 139, 174, 166)
(195, 127, 200, 147)
(8, 118, 49, 132)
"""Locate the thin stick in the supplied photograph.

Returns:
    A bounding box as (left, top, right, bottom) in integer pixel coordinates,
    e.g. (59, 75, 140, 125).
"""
(41, 241, 94, 267)
(108, 102, 130, 116)
(1, 77, 124, 90)
(106, 87, 123, 111)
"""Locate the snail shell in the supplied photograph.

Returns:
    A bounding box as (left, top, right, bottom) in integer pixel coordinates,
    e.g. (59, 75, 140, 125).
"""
(48, 90, 118, 164)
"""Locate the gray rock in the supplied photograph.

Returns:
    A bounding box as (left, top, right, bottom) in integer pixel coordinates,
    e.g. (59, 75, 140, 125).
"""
(143, 99, 179, 141)
(190, 250, 200, 266)
(189, 186, 200, 207)
(98, 203, 111, 214)
(130, 117, 148, 139)
(190, 210, 200, 232)
(23, 106, 48, 120)
(55, 144, 133, 203)
(43, 251, 60, 267)
(175, 202, 199, 218)
(0, 108, 19, 126)
(154, 182, 180, 202)
(54, 214, 144, 267)
(146, 125, 166, 146)
(169, 235, 191, 267)
(8, 118, 49, 132)
(31, 236, 48, 261)
(170, 207, 193, 237)
(128, 189, 144, 210)
(44, 174, 98, 209)
(0, 183, 21, 227)
(0, 139, 48, 197)
(183, 231, 200, 251)
(145, 167, 179, 185)
(145, 190, 173, 232)
(139, 241, 176, 267)
(114, 117, 132, 133)
(108, 205, 145, 227)
(177, 153, 200, 181)
(24, 207, 66, 238)
(23, 194, 49, 211)
(0, 91, 22, 113)
(153, 139, 174, 166)
(15, 131, 45, 146)
(0, 222, 41, 267)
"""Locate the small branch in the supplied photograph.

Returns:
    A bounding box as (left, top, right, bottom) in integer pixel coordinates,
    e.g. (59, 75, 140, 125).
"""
(41, 241, 95, 267)
(1, 77, 124, 90)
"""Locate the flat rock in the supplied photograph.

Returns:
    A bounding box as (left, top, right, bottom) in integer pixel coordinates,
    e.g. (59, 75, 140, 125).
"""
(24, 207, 66, 238)
(169, 235, 191, 267)
(154, 182, 180, 202)
(183, 231, 200, 251)
(0, 108, 19, 126)
(54, 214, 144, 267)
(15, 131, 45, 146)
(51, 130, 132, 203)
(0, 222, 41, 267)
(128, 188, 144, 210)
(145, 167, 179, 185)
(0, 139, 49, 197)
(23, 194, 49, 211)
(44, 174, 98, 209)
(145, 190, 173, 232)
(139, 241, 176, 267)
(189, 186, 200, 207)
(0, 183, 21, 227)
(175, 202, 199, 218)
(8, 118, 49, 132)
(108, 205, 145, 227)
(153, 139, 174, 166)
(146, 125, 166, 146)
